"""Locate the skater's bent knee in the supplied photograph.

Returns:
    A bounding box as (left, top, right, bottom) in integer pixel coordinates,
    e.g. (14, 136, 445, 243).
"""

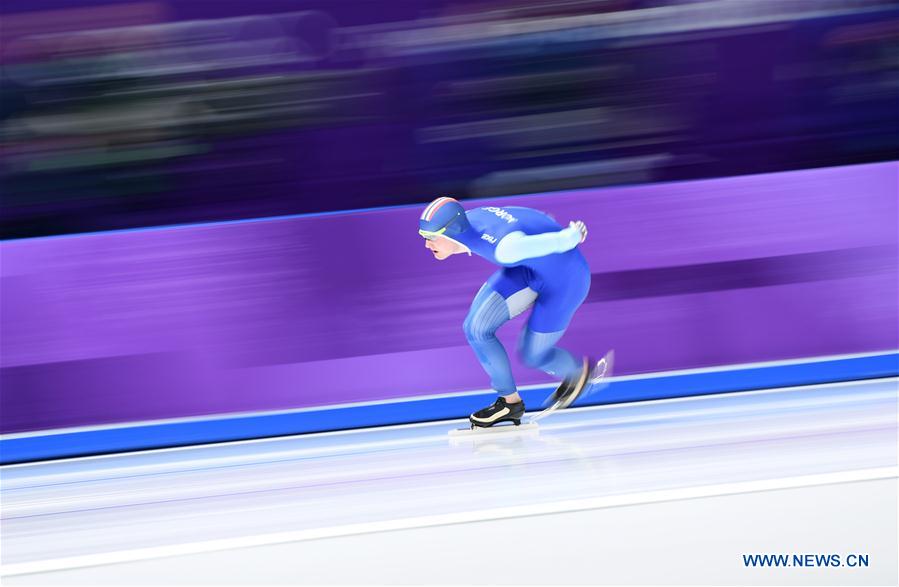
(462, 319, 497, 343)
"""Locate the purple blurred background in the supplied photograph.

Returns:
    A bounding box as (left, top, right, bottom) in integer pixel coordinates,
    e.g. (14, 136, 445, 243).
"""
(1, 1, 897, 436)
(2, 162, 896, 433)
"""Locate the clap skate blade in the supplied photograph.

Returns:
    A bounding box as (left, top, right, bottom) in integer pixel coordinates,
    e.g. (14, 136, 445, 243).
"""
(448, 421, 539, 437)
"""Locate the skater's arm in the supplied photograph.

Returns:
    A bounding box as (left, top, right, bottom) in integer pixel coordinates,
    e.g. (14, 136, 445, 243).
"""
(495, 222, 587, 263)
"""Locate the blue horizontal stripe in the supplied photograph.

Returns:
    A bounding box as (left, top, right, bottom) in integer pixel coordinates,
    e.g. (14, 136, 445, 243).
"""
(1, 352, 896, 464)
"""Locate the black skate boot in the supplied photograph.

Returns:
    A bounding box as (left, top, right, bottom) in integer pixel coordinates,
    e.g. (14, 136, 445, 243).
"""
(546, 357, 594, 409)
(469, 396, 526, 429)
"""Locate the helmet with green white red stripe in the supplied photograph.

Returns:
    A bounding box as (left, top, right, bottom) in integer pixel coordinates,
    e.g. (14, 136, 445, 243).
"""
(418, 197, 470, 240)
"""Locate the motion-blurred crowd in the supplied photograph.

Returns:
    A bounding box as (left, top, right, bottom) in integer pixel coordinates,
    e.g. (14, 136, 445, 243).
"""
(2, 0, 897, 238)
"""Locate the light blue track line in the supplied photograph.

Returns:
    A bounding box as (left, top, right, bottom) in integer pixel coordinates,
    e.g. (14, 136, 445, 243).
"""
(1, 351, 896, 464)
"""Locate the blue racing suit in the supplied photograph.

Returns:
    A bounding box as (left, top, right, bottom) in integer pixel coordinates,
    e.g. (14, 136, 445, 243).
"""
(448, 205, 591, 395)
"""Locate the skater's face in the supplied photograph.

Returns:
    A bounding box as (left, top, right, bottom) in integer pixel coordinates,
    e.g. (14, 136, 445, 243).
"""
(424, 236, 458, 260)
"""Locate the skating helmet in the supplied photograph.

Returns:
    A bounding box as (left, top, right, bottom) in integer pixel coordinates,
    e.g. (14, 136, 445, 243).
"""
(418, 197, 470, 240)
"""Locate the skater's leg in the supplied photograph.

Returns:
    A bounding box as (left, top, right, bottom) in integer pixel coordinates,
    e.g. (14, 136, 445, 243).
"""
(463, 286, 515, 395)
(518, 269, 589, 380)
(463, 268, 536, 403)
(520, 262, 593, 406)
(517, 327, 581, 379)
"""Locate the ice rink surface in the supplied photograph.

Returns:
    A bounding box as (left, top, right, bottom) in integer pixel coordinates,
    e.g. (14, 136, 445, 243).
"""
(2, 378, 897, 585)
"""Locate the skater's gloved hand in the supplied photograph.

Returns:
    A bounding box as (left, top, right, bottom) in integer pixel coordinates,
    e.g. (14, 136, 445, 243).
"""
(561, 220, 587, 246)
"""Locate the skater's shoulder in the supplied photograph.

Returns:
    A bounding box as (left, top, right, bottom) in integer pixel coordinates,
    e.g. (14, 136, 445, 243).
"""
(466, 205, 563, 241)
(466, 206, 520, 230)
(468, 205, 552, 225)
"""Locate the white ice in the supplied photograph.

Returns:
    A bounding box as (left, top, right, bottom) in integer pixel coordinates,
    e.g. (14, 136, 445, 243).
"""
(1, 378, 897, 583)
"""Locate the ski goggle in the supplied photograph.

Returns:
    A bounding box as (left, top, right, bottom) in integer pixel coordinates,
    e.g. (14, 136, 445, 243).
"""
(418, 227, 447, 240)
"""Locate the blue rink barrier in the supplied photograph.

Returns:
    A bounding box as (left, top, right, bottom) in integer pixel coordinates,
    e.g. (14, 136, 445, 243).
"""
(1, 351, 896, 464)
